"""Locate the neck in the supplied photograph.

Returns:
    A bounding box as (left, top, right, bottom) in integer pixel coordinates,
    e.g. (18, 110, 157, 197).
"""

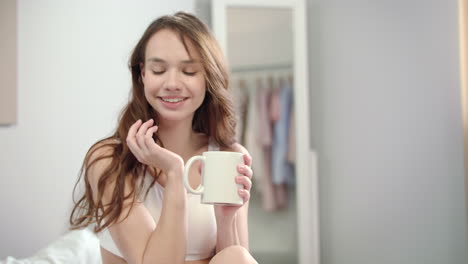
(157, 118, 202, 160)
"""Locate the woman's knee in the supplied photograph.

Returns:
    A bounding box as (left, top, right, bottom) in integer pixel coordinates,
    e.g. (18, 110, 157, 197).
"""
(210, 245, 258, 264)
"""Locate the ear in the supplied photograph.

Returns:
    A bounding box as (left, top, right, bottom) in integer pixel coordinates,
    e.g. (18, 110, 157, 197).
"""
(140, 62, 145, 80)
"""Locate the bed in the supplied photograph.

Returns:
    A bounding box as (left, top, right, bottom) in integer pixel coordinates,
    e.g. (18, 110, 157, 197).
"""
(0, 229, 102, 264)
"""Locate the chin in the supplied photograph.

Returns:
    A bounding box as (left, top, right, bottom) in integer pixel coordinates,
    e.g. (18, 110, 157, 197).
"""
(157, 112, 194, 123)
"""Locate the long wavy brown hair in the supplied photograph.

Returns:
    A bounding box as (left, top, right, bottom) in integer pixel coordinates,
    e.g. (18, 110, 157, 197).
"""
(69, 12, 237, 232)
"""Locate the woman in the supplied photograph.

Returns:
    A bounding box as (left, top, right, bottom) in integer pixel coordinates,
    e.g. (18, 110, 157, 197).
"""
(70, 12, 257, 264)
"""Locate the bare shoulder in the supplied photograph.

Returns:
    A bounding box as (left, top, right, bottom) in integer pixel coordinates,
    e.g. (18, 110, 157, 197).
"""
(87, 139, 117, 162)
(86, 139, 118, 175)
(85, 139, 121, 202)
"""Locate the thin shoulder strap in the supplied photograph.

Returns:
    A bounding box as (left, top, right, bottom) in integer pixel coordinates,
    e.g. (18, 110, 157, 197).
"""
(208, 137, 220, 151)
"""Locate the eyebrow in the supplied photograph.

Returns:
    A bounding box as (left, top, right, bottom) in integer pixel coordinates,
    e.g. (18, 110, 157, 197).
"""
(146, 57, 201, 64)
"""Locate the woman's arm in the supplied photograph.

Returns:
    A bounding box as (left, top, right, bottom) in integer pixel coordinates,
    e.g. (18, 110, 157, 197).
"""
(214, 211, 240, 252)
(235, 200, 250, 249)
(142, 169, 187, 264)
(88, 146, 187, 264)
(89, 119, 189, 264)
(214, 203, 249, 251)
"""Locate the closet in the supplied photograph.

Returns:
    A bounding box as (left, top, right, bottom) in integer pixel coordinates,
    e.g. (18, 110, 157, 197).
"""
(210, 1, 318, 263)
(231, 66, 297, 263)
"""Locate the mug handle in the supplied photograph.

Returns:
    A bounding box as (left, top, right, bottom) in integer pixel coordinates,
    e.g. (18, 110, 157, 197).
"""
(183, 155, 205, 195)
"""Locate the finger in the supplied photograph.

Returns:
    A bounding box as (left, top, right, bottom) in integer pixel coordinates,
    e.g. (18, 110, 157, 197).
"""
(127, 119, 142, 143)
(127, 120, 145, 162)
(137, 119, 154, 138)
(144, 125, 158, 148)
(237, 164, 253, 179)
(238, 189, 250, 203)
(236, 176, 252, 191)
(137, 119, 154, 152)
(243, 154, 252, 167)
(127, 120, 142, 150)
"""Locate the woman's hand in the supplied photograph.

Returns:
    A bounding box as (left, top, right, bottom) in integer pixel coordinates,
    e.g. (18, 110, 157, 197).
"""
(235, 154, 253, 203)
(214, 152, 253, 219)
(126, 119, 184, 175)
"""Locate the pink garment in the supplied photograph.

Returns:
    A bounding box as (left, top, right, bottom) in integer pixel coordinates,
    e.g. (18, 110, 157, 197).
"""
(269, 88, 281, 123)
(256, 77, 280, 211)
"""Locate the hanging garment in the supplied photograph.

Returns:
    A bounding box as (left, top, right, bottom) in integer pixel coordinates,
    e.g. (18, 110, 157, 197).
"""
(255, 78, 273, 147)
(256, 78, 278, 211)
(271, 80, 294, 186)
(286, 74, 296, 165)
(244, 79, 265, 196)
(233, 79, 250, 145)
(287, 108, 296, 165)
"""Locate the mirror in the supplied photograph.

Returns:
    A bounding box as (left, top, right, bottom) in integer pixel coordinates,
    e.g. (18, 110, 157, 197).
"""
(212, 1, 318, 264)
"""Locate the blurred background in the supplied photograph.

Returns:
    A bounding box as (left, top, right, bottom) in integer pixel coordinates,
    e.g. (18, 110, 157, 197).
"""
(0, 0, 467, 264)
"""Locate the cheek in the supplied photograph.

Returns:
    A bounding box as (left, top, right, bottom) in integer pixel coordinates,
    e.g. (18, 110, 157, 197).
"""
(198, 90, 206, 105)
(143, 76, 162, 93)
(196, 77, 206, 95)
(142, 82, 153, 99)
(190, 82, 206, 110)
(196, 81, 207, 102)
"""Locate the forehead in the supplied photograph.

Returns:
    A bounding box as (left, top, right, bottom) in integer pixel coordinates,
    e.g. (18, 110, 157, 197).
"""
(145, 29, 201, 61)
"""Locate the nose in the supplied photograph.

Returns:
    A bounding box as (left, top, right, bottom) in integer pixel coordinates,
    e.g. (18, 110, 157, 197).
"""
(163, 69, 182, 92)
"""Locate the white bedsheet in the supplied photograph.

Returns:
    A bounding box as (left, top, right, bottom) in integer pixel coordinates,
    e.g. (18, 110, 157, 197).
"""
(0, 229, 102, 264)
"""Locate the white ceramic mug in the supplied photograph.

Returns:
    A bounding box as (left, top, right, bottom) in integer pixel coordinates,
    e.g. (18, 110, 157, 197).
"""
(183, 151, 244, 205)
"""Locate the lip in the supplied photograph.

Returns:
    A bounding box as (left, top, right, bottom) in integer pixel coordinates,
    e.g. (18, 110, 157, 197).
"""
(158, 96, 188, 109)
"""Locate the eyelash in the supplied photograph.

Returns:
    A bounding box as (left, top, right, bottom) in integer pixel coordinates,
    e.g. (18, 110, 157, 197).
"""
(151, 70, 197, 76)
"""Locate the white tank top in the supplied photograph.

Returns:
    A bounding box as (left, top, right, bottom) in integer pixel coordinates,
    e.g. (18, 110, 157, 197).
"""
(97, 141, 218, 261)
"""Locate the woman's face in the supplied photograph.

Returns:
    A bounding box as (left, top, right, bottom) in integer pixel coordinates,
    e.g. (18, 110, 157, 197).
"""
(141, 29, 206, 123)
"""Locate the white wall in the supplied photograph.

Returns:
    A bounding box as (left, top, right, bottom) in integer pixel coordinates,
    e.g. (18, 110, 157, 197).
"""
(0, 0, 193, 258)
(226, 7, 293, 68)
(308, 0, 468, 263)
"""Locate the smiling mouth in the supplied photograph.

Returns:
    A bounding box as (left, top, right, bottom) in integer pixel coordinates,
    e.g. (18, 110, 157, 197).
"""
(159, 97, 187, 103)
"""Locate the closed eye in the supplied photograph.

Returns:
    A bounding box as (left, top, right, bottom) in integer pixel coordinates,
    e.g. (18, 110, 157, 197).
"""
(183, 71, 197, 76)
(152, 70, 165, 75)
